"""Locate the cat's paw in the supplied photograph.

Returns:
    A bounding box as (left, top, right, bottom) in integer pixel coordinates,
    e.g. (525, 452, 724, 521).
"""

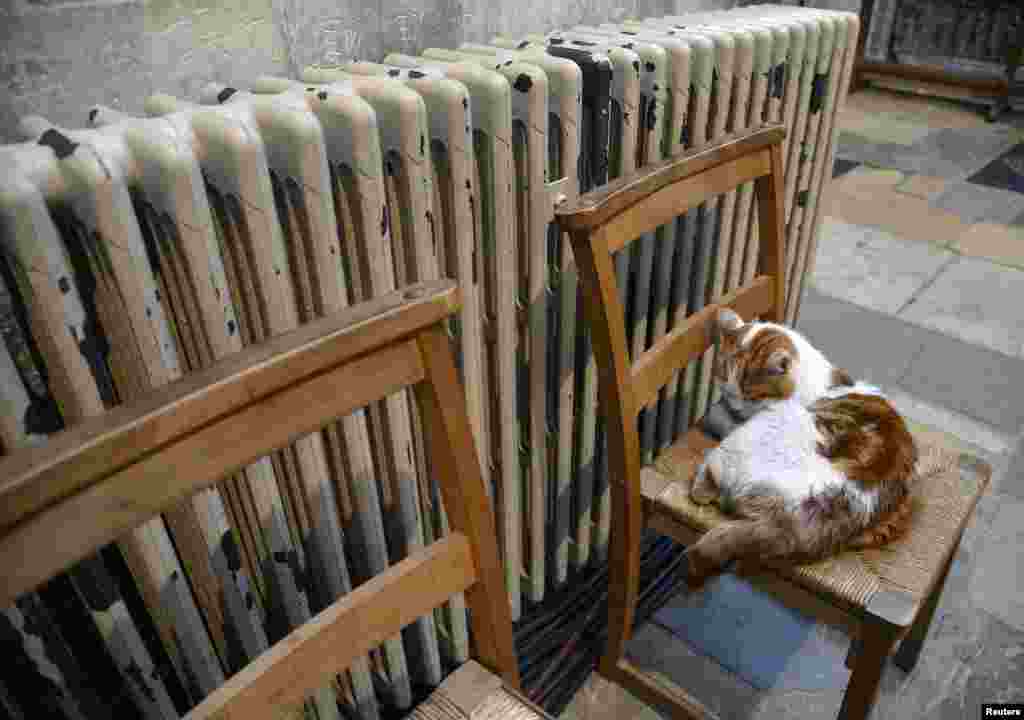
(682, 549, 711, 591)
(690, 456, 719, 506)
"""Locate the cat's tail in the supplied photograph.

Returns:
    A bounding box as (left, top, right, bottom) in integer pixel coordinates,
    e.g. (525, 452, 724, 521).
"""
(685, 517, 796, 589)
(846, 490, 916, 550)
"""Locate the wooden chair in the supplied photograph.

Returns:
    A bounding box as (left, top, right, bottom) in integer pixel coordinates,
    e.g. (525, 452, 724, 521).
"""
(0, 279, 554, 720)
(556, 125, 991, 720)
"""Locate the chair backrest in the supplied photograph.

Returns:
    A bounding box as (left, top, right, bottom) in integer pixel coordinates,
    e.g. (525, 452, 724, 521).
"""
(0, 278, 519, 718)
(553, 125, 786, 655)
(556, 123, 786, 470)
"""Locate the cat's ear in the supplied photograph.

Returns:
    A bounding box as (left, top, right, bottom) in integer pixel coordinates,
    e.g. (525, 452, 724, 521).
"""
(717, 308, 744, 334)
(765, 349, 793, 376)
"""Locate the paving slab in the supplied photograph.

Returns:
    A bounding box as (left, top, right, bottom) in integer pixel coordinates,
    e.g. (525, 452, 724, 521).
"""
(832, 158, 860, 179)
(863, 189, 970, 247)
(834, 133, 910, 169)
(933, 180, 1024, 225)
(831, 165, 905, 192)
(915, 126, 1020, 177)
(899, 254, 1024, 359)
(652, 573, 851, 693)
(889, 388, 1015, 460)
(872, 601, 1024, 719)
(626, 621, 759, 720)
(810, 217, 956, 315)
(995, 437, 1024, 500)
(824, 174, 969, 247)
(795, 289, 925, 388)
(953, 222, 1024, 268)
(968, 496, 1024, 634)
(896, 323, 1024, 436)
(966, 142, 1024, 195)
(836, 126, 1017, 180)
(841, 89, 988, 132)
(838, 113, 933, 146)
(895, 173, 948, 200)
(558, 670, 661, 720)
(749, 688, 845, 720)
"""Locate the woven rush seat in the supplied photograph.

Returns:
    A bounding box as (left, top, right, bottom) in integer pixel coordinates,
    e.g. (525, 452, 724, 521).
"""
(411, 661, 550, 720)
(642, 427, 991, 615)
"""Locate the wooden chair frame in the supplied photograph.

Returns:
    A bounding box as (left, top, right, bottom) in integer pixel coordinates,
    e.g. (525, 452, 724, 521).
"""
(556, 125, 964, 720)
(0, 279, 529, 719)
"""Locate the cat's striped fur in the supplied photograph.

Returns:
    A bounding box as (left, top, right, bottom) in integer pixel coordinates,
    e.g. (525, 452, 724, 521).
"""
(684, 309, 918, 588)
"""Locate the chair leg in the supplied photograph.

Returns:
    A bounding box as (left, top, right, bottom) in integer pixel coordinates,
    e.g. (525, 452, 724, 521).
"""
(845, 635, 861, 670)
(892, 548, 956, 673)
(598, 483, 644, 677)
(836, 619, 899, 720)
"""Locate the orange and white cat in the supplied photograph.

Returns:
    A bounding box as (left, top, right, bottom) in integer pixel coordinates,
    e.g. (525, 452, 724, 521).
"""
(685, 309, 918, 588)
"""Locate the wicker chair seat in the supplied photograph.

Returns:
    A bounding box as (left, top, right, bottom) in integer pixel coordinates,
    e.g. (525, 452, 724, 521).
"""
(412, 661, 550, 720)
(641, 425, 990, 617)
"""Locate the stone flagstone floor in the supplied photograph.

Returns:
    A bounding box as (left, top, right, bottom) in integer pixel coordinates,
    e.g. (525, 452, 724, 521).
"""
(559, 88, 1024, 720)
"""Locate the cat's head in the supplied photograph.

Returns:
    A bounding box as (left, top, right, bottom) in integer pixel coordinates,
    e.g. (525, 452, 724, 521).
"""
(713, 309, 798, 416)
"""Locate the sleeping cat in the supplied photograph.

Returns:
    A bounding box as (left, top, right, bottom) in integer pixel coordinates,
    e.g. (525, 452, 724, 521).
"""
(684, 308, 918, 588)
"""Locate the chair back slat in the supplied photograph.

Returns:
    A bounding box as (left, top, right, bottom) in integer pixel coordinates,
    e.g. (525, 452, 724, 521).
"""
(0, 337, 426, 605)
(0, 281, 458, 534)
(630, 276, 777, 412)
(600, 149, 773, 253)
(188, 533, 476, 718)
(557, 126, 787, 233)
(0, 277, 521, 716)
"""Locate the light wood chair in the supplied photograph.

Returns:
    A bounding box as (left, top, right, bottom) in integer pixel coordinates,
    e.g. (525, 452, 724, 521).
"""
(556, 125, 991, 720)
(0, 279, 554, 720)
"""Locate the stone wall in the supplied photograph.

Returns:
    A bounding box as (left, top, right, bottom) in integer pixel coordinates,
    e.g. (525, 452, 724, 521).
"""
(1, 0, 862, 143)
(0, 0, 708, 142)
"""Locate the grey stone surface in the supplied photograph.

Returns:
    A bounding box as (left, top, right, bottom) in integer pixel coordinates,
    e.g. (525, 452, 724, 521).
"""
(835, 133, 910, 169)
(995, 437, 1024, 500)
(918, 612, 1024, 718)
(933, 180, 1024, 225)
(868, 564, 1022, 720)
(910, 127, 1021, 180)
(897, 325, 1024, 435)
(837, 126, 1020, 181)
(796, 288, 926, 388)
(626, 621, 761, 719)
(899, 254, 1024, 359)
(968, 496, 1024, 633)
(883, 386, 1015, 459)
(653, 573, 851, 692)
(876, 606, 1024, 719)
(750, 688, 846, 720)
(809, 216, 956, 316)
